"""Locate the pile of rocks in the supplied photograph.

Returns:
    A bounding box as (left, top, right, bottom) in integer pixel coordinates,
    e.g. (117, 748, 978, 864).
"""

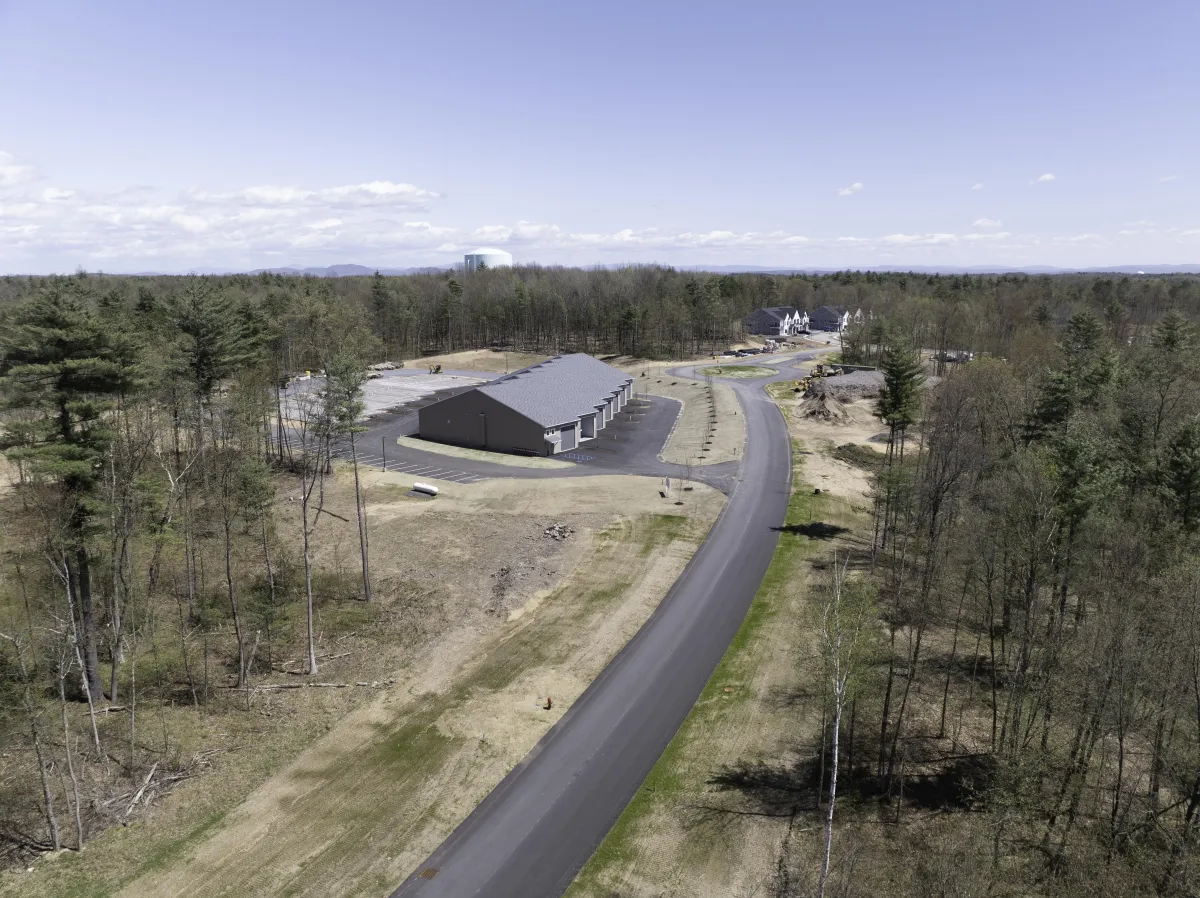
(543, 523, 574, 540)
(368, 360, 402, 371)
(809, 370, 885, 402)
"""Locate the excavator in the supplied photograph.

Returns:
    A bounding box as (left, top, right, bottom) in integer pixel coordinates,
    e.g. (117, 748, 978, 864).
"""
(810, 363, 844, 378)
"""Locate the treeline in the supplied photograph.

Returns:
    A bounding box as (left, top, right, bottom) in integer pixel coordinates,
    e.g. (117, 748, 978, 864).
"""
(822, 310, 1200, 894)
(0, 278, 377, 859)
(3, 267, 1198, 362)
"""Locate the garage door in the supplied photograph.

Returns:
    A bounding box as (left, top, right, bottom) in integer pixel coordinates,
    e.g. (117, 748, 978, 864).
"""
(559, 424, 577, 451)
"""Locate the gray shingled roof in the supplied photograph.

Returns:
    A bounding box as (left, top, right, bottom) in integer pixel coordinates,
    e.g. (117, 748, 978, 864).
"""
(477, 354, 633, 428)
(748, 306, 800, 322)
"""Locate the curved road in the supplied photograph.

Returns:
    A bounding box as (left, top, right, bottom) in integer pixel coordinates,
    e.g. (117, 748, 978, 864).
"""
(392, 350, 826, 898)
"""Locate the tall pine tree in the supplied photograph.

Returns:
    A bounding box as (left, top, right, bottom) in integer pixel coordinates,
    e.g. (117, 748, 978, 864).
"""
(0, 286, 131, 700)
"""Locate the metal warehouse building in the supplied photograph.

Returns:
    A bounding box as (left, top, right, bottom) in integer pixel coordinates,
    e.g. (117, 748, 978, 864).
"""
(418, 354, 635, 456)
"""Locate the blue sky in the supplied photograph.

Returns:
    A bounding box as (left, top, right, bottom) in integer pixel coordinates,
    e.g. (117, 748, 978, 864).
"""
(1, 0, 1197, 272)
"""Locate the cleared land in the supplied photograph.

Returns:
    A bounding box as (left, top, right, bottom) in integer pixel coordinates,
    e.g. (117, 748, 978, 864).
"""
(408, 349, 550, 374)
(566, 399, 876, 898)
(393, 435, 574, 469)
(633, 371, 745, 467)
(5, 468, 723, 898)
(698, 365, 779, 378)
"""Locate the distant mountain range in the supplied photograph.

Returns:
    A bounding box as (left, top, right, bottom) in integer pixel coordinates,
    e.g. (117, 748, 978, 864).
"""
(246, 263, 450, 277)
(27, 262, 1200, 278)
(675, 264, 1200, 275)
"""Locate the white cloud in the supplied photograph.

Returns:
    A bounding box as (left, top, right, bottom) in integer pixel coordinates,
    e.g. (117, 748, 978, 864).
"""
(1034, 173, 1056, 183)
(0, 151, 1188, 270)
(971, 182, 984, 190)
(188, 180, 440, 210)
(883, 233, 957, 246)
(837, 182, 863, 196)
(1158, 175, 1180, 183)
(0, 151, 38, 188)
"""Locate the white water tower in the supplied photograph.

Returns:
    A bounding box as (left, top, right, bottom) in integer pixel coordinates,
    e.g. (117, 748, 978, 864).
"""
(464, 248, 513, 273)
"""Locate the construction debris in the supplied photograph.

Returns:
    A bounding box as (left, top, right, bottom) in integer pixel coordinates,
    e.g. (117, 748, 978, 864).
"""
(368, 360, 402, 371)
(543, 523, 574, 540)
(797, 394, 851, 422)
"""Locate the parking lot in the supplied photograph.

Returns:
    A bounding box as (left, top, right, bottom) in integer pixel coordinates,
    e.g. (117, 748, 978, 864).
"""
(332, 444, 487, 484)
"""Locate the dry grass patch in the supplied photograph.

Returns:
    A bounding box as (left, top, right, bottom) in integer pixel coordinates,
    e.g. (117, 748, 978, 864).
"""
(697, 365, 779, 378)
(392, 435, 574, 469)
(634, 372, 745, 467)
(5, 466, 723, 898)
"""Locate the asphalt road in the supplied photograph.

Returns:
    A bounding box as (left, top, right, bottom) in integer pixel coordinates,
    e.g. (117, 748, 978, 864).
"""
(391, 349, 826, 898)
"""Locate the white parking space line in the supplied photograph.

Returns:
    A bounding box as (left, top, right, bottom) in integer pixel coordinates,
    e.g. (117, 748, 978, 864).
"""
(337, 451, 488, 484)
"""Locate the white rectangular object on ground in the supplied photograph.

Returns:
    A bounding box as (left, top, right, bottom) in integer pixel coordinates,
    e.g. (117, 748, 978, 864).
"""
(413, 482, 439, 496)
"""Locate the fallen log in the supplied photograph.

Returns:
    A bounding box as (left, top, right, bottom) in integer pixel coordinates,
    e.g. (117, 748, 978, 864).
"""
(123, 762, 159, 818)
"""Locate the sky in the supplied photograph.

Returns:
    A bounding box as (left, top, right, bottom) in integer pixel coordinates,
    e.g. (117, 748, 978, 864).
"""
(1, 0, 1197, 273)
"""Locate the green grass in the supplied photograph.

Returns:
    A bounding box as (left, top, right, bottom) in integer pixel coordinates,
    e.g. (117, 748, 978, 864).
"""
(698, 365, 779, 378)
(833, 442, 886, 473)
(638, 513, 691, 556)
(767, 380, 804, 400)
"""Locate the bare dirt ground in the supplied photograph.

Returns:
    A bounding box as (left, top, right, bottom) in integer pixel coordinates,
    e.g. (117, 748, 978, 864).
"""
(5, 469, 723, 898)
(408, 348, 550, 373)
(393, 434, 574, 469)
(629, 371, 746, 467)
(782, 397, 887, 503)
(565, 399, 874, 898)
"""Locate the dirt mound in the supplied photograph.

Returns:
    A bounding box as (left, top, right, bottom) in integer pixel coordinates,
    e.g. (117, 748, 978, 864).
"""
(809, 370, 885, 402)
(798, 394, 851, 422)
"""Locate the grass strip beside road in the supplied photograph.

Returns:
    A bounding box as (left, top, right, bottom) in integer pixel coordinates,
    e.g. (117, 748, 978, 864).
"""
(566, 444, 865, 897)
(698, 365, 779, 378)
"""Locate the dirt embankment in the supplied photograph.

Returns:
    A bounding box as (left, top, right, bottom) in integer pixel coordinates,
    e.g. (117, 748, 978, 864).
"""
(406, 348, 551, 373)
